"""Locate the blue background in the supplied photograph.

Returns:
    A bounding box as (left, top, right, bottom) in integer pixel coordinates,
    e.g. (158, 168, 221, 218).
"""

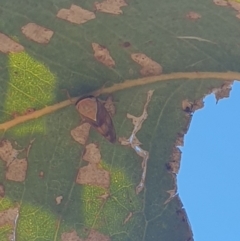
(178, 81, 240, 241)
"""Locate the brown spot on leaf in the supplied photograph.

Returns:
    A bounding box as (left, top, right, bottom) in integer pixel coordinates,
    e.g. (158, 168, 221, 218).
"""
(186, 11, 201, 20)
(57, 4, 96, 25)
(192, 99, 204, 111)
(213, 0, 228, 6)
(83, 143, 101, 164)
(175, 133, 184, 147)
(71, 123, 91, 146)
(76, 144, 110, 189)
(92, 43, 115, 67)
(61, 230, 83, 241)
(167, 147, 181, 174)
(0, 139, 33, 183)
(62, 229, 110, 241)
(76, 164, 110, 189)
(6, 158, 28, 182)
(0, 184, 5, 198)
(104, 96, 116, 117)
(0, 33, 24, 54)
(229, 1, 240, 12)
(182, 99, 193, 113)
(0, 140, 20, 165)
(21, 23, 54, 44)
(214, 0, 240, 19)
(0, 207, 18, 227)
(212, 80, 233, 103)
(56, 196, 63, 205)
(39, 171, 44, 178)
(87, 229, 110, 241)
(131, 53, 162, 76)
(94, 0, 127, 15)
(182, 99, 204, 113)
(122, 41, 131, 48)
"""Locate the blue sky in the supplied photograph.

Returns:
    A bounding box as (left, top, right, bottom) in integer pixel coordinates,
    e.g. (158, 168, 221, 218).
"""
(178, 81, 240, 241)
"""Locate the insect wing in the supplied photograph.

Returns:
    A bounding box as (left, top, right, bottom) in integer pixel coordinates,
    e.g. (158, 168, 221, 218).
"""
(95, 99, 116, 143)
(75, 96, 98, 123)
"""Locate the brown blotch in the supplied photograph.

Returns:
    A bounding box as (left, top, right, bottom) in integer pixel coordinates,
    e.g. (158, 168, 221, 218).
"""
(92, 43, 115, 67)
(186, 11, 202, 20)
(122, 41, 131, 48)
(21, 23, 54, 44)
(94, 0, 127, 15)
(0, 140, 20, 165)
(131, 53, 162, 76)
(212, 80, 233, 103)
(0, 139, 31, 183)
(229, 1, 240, 12)
(61, 229, 110, 241)
(0, 207, 19, 227)
(167, 147, 181, 174)
(57, 4, 96, 25)
(0, 33, 24, 54)
(0, 184, 5, 198)
(76, 164, 110, 189)
(76, 144, 110, 189)
(71, 123, 91, 146)
(192, 99, 204, 111)
(213, 1, 240, 19)
(61, 230, 83, 241)
(213, 0, 228, 6)
(56, 196, 63, 205)
(87, 229, 110, 241)
(39, 171, 44, 178)
(6, 158, 27, 182)
(182, 99, 204, 113)
(83, 143, 101, 164)
(182, 99, 193, 113)
(175, 133, 184, 147)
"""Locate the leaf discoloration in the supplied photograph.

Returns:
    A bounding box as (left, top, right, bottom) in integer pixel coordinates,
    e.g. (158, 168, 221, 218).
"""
(92, 43, 115, 68)
(57, 5, 96, 24)
(21, 23, 54, 44)
(0, 33, 24, 54)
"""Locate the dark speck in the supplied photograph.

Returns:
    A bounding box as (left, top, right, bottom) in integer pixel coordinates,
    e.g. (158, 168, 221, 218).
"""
(123, 42, 131, 48)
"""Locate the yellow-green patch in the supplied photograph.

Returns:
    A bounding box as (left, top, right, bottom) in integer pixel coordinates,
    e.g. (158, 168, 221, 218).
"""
(17, 204, 56, 240)
(3, 52, 56, 135)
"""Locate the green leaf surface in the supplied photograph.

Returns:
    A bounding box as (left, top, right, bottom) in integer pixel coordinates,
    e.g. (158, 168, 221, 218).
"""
(0, 0, 239, 240)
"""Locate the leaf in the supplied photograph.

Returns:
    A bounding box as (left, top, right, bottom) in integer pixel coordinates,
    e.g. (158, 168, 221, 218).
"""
(0, 0, 239, 240)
